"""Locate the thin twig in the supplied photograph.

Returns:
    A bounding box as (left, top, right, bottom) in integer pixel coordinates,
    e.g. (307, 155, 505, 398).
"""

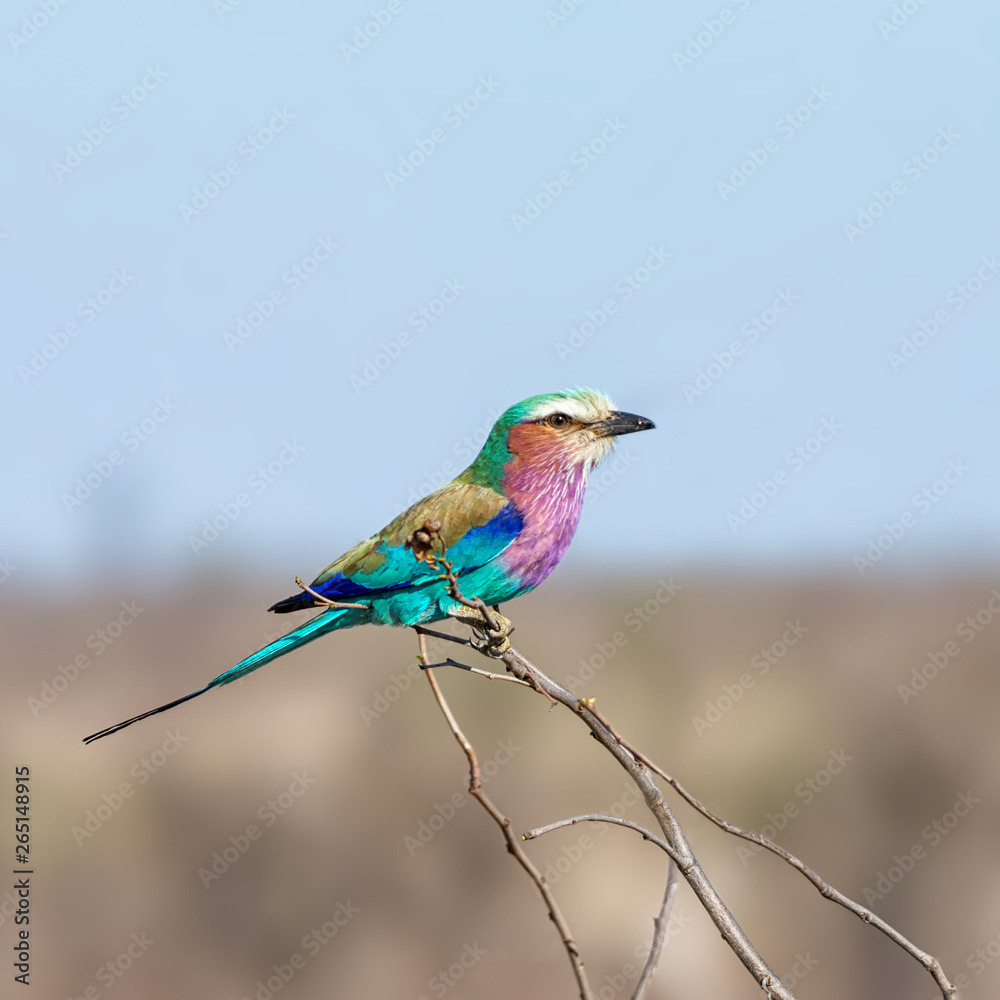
(492, 642, 798, 999)
(404, 520, 500, 630)
(420, 656, 534, 688)
(294, 576, 370, 610)
(523, 814, 681, 1000)
(406, 525, 957, 999)
(633, 861, 679, 1000)
(498, 641, 958, 999)
(412, 624, 475, 648)
(523, 813, 679, 862)
(582, 702, 958, 1000)
(417, 633, 593, 1000)
(407, 529, 791, 998)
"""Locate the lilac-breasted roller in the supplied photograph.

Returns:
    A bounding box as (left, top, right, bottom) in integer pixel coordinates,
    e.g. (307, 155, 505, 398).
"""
(83, 388, 654, 744)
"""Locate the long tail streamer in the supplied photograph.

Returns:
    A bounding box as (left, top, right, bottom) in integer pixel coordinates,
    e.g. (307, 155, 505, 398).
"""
(83, 608, 354, 744)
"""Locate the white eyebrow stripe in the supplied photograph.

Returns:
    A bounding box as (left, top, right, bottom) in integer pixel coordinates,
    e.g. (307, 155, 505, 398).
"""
(527, 391, 614, 424)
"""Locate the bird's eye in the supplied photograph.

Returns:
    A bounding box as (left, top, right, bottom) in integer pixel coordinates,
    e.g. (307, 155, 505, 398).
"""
(546, 413, 570, 429)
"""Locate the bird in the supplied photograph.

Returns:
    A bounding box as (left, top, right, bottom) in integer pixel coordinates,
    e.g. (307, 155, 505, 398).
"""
(83, 388, 654, 744)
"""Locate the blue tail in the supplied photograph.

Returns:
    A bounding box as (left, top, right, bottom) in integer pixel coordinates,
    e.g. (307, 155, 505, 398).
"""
(208, 608, 354, 687)
(83, 608, 358, 744)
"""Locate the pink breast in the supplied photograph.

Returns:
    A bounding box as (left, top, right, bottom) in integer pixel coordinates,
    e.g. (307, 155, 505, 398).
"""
(500, 459, 588, 588)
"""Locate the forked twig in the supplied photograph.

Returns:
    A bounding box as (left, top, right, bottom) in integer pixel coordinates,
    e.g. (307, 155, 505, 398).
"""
(407, 521, 958, 1000)
(504, 645, 797, 998)
(524, 813, 678, 861)
(523, 811, 681, 1000)
(418, 633, 593, 1000)
(581, 704, 958, 999)
(636, 861, 679, 1000)
(505, 636, 955, 999)
(419, 655, 534, 688)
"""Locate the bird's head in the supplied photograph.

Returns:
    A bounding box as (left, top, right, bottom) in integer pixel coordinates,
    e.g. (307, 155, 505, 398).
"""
(463, 388, 655, 486)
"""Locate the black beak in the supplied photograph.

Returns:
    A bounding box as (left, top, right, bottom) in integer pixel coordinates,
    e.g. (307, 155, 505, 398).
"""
(592, 410, 655, 437)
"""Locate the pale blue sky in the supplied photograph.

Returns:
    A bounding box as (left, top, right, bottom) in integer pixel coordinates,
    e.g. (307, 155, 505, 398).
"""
(3, 0, 999, 589)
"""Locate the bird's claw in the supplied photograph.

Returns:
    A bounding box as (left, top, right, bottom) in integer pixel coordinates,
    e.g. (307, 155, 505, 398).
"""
(473, 609, 513, 658)
(452, 606, 514, 658)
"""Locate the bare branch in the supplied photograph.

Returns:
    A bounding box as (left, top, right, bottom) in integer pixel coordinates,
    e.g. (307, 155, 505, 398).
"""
(407, 521, 958, 1000)
(633, 861, 679, 1000)
(523, 813, 679, 862)
(523, 813, 681, 1000)
(412, 624, 475, 648)
(419, 656, 534, 688)
(577, 703, 957, 1000)
(417, 632, 593, 1000)
(469, 637, 798, 999)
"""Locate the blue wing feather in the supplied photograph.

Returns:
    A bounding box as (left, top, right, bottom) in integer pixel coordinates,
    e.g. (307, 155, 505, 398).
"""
(269, 503, 523, 612)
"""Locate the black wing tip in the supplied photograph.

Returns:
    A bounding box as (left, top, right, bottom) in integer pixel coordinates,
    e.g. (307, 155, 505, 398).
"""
(82, 684, 214, 745)
(267, 593, 314, 614)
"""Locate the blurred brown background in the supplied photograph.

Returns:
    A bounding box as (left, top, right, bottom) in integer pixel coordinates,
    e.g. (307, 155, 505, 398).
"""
(3, 568, 997, 1000)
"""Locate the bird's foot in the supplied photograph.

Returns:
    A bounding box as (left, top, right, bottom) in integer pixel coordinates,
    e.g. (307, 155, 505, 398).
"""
(450, 604, 514, 658)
